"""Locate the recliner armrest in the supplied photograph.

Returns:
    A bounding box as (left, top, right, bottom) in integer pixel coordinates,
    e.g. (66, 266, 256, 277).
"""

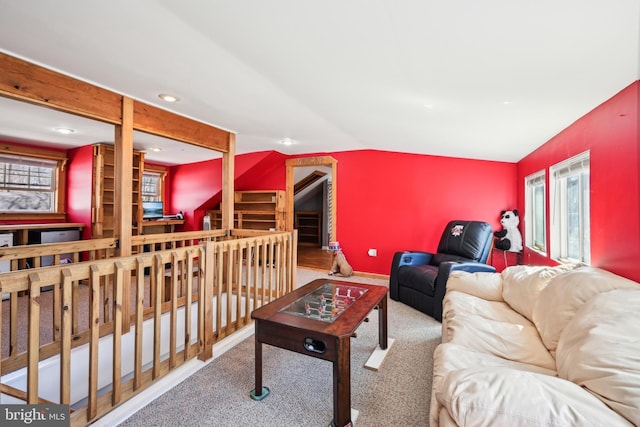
(397, 251, 434, 267)
(389, 251, 435, 300)
(432, 261, 497, 321)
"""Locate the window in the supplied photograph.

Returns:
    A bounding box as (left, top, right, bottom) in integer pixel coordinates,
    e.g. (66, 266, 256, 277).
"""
(550, 151, 590, 263)
(0, 154, 59, 213)
(142, 170, 164, 202)
(525, 170, 546, 253)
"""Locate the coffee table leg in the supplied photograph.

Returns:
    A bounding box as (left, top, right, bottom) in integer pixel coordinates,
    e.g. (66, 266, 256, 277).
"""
(250, 337, 270, 401)
(332, 336, 352, 427)
(378, 296, 388, 350)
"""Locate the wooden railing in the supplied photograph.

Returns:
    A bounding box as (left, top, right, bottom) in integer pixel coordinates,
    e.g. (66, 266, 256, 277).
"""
(0, 229, 297, 426)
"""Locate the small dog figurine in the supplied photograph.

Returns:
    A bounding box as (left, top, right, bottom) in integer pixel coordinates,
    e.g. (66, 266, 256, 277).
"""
(329, 248, 353, 277)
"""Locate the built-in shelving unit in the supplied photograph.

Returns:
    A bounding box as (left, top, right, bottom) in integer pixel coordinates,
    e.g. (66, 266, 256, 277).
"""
(295, 210, 321, 246)
(207, 190, 286, 231)
(92, 144, 144, 239)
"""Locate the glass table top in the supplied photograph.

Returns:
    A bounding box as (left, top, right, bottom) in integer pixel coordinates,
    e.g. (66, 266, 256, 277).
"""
(279, 283, 368, 323)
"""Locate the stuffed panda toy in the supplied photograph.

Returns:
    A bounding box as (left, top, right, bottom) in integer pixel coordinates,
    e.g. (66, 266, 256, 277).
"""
(494, 210, 523, 252)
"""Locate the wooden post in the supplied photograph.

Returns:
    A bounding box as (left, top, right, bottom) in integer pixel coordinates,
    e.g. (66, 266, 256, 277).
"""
(115, 96, 134, 333)
(221, 133, 236, 232)
(285, 160, 294, 232)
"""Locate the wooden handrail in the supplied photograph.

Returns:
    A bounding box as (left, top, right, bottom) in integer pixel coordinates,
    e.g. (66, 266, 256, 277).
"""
(0, 229, 228, 270)
(131, 229, 227, 245)
(0, 238, 117, 261)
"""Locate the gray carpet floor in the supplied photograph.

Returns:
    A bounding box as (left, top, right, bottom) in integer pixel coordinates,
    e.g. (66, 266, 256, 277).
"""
(116, 269, 442, 426)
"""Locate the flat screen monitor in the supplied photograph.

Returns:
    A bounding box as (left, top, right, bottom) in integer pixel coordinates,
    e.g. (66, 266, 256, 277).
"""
(142, 201, 164, 220)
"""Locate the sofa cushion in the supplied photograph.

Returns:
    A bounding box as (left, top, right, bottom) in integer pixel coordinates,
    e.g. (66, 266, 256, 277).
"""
(443, 291, 529, 326)
(436, 367, 633, 427)
(502, 264, 579, 322)
(442, 291, 556, 370)
(532, 266, 638, 353)
(431, 343, 557, 427)
(556, 287, 640, 426)
(397, 264, 437, 296)
(446, 270, 503, 302)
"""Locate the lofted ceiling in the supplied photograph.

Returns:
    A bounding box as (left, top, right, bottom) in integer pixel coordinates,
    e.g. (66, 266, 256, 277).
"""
(0, 1, 638, 165)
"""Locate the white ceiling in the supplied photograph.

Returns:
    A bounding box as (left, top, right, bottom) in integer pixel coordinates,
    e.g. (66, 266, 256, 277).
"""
(0, 0, 638, 165)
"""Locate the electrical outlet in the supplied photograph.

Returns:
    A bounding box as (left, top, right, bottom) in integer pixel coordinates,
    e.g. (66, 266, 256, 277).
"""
(368, 248, 377, 257)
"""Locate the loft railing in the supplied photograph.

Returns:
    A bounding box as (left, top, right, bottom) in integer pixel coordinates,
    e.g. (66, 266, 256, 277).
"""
(0, 229, 297, 426)
(0, 230, 228, 364)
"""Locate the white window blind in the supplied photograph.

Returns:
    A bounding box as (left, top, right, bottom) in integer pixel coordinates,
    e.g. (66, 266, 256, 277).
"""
(0, 155, 56, 191)
(550, 151, 590, 263)
(552, 157, 589, 179)
(0, 154, 59, 213)
(525, 170, 546, 253)
(142, 172, 162, 201)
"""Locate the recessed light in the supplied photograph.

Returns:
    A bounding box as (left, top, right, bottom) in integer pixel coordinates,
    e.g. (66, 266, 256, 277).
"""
(149, 147, 163, 152)
(54, 127, 75, 135)
(279, 138, 296, 146)
(158, 93, 179, 103)
(503, 101, 512, 105)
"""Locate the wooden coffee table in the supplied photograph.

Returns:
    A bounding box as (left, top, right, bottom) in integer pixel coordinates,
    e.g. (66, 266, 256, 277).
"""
(250, 278, 388, 427)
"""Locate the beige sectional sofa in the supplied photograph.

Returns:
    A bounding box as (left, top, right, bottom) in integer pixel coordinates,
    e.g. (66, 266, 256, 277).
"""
(430, 264, 640, 426)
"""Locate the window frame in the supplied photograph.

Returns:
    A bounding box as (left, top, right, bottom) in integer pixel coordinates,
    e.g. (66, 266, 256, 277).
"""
(525, 170, 547, 254)
(0, 143, 67, 220)
(549, 151, 590, 264)
(142, 165, 166, 202)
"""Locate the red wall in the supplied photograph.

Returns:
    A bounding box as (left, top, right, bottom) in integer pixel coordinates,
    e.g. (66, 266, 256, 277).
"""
(517, 81, 640, 282)
(170, 157, 223, 230)
(170, 148, 517, 275)
(331, 150, 516, 275)
(66, 145, 94, 240)
(168, 151, 286, 230)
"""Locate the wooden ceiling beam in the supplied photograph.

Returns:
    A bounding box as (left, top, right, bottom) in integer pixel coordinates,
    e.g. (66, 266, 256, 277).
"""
(0, 51, 231, 152)
(0, 52, 122, 124)
(133, 101, 229, 152)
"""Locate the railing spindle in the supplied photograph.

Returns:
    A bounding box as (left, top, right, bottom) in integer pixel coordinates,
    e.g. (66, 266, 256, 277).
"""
(60, 268, 73, 405)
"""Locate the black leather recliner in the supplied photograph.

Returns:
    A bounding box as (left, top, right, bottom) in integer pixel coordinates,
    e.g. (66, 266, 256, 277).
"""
(389, 220, 495, 322)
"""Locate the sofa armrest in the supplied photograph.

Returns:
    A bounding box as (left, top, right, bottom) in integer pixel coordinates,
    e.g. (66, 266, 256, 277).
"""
(389, 251, 434, 300)
(432, 261, 497, 321)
